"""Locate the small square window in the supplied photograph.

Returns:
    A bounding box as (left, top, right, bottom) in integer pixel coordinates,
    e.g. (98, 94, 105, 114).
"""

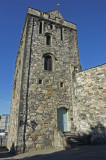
(74, 67, 78, 71)
(60, 82, 64, 87)
(38, 79, 42, 84)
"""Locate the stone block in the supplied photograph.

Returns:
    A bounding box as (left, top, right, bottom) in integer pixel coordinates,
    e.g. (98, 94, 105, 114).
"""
(36, 144, 42, 149)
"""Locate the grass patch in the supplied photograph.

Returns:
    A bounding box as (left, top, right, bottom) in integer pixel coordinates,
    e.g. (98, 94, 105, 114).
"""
(0, 146, 7, 148)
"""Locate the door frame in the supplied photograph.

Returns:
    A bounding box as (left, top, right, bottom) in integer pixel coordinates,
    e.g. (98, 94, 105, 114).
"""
(57, 107, 68, 132)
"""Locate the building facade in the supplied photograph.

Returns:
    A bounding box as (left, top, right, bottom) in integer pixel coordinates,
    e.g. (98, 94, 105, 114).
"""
(0, 114, 9, 132)
(7, 8, 106, 153)
(0, 114, 10, 146)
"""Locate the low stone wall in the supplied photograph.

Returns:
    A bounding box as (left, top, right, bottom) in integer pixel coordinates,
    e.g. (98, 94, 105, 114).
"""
(73, 64, 106, 144)
(54, 129, 67, 149)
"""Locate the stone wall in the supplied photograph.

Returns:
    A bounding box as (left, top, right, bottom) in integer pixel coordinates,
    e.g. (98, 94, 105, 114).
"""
(22, 12, 81, 151)
(8, 8, 81, 153)
(7, 15, 30, 151)
(73, 64, 106, 143)
(7, 8, 106, 152)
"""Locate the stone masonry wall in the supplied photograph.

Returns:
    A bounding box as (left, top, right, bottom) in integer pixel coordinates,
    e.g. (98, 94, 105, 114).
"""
(23, 14, 81, 151)
(7, 16, 29, 151)
(8, 8, 81, 153)
(7, 8, 106, 152)
(16, 8, 81, 153)
(73, 64, 106, 143)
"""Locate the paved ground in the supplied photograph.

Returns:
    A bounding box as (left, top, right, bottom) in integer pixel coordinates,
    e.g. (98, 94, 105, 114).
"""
(0, 145, 106, 160)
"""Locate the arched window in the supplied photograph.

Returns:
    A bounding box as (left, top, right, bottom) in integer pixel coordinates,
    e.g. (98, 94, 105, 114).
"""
(46, 35, 51, 45)
(44, 55, 52, 71)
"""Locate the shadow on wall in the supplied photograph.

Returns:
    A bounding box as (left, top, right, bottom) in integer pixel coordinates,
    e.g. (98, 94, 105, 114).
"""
(8, 120, 38, 155)
(78, 123, 106, 145)
(10, 142, 15, 155)
(64, 123, 106, 150)
(0, 143, 15, 159)
(8, 123, 106, 156)
(0, 123, 106, 159)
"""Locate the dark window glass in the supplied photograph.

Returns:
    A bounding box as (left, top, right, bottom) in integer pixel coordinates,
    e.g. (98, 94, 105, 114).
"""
(46, 35, 51, 45)
(39, 22, 42, 34)
(44, 55, 52, 71)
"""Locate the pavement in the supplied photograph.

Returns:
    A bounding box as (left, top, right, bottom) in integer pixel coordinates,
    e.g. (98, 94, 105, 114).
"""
(0, 145, 106, 160)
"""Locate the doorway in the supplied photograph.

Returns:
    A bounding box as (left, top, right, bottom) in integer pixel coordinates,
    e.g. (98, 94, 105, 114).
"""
(57, 107, 68, 132)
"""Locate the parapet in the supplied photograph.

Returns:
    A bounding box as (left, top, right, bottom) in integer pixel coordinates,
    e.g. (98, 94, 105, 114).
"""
(27, 7, 76, 30)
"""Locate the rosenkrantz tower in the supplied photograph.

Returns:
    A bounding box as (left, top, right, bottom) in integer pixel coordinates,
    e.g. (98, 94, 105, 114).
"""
(7, 7, 82, 153)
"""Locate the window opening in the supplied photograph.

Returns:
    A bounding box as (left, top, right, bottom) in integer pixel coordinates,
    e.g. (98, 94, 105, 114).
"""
(61, 28, 63, 41)
(38, 79, 42, 84)
(50, 24, 53, 30)
(39, 22, 42, 34)
(46, 35, 51, 45)
(60, 82, 64, 87)
(74, 67, 78, 71)
(44, 55, 52, 71)
(19, 120, 23, 127)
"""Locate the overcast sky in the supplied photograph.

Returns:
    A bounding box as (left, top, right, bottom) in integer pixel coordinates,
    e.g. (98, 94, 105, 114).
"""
(0, 0, 106, 115)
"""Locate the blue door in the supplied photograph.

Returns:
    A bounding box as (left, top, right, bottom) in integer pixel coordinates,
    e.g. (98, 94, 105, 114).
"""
(57, 108, 67, 132)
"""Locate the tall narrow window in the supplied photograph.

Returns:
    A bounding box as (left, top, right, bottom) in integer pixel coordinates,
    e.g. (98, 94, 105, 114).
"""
(61, 28, 63, 41)
(60, 82, 64, 87)
(44, 55, 52, 71)
(50, 24, 53, 30)
(39, 22, 42, 34)
(46, 35, 51, 45)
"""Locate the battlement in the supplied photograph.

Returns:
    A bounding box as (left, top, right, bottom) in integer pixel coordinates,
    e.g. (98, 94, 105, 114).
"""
(27, 7, 76, 30)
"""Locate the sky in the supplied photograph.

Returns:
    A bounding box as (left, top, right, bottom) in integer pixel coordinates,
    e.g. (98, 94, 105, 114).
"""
(0, 0, 106, 115)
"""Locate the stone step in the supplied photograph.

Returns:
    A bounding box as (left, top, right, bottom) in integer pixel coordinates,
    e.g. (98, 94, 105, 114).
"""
(68, 138, 85, 143)
(63, 132, 77, 137)
(67, 139, 85, 148)
(67, 137, 84, 141)
(63, 131, 76, 134)
(63, 132, 85, 148)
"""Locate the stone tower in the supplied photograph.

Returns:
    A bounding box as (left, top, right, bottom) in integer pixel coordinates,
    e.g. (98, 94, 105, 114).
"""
(7, 8, 81, 153)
